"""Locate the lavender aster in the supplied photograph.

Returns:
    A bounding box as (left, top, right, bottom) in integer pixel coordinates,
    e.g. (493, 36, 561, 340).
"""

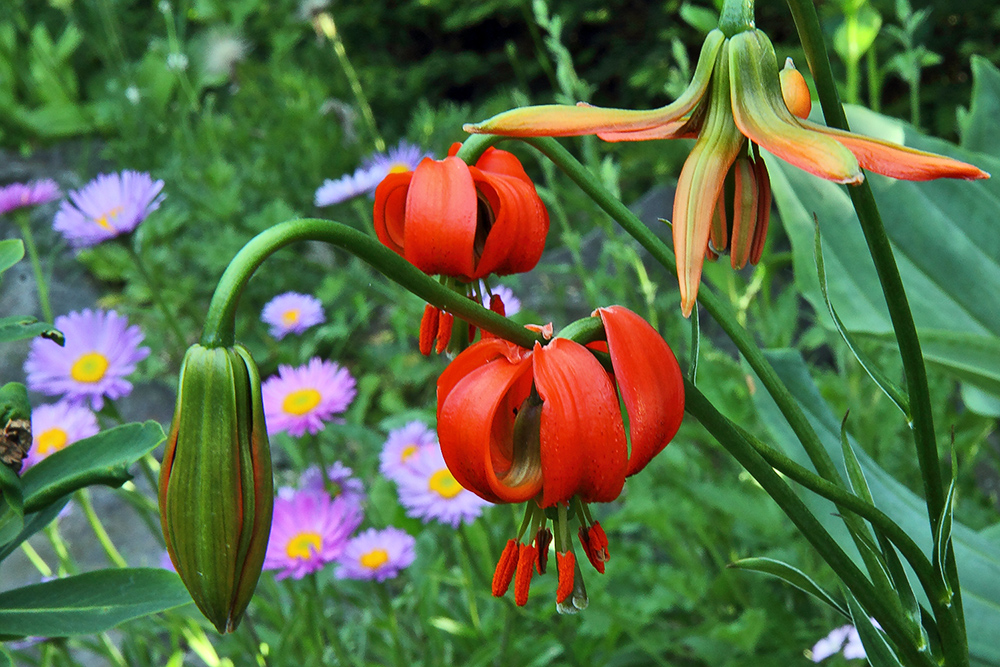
(396, 445, 489, 528)
(263, 490, 362, 580)
(261, 292, 326, 339)
(24, 401, 99, 468)
(379, 420, 437, 484)
(261, 358, 356, 436)
(362, 140, 432, 180)
(299, 461, 366, 507)
(0, 179, 60, 215)
(336, 527, 415, 582)
(315, 166, 383, 206)
(811, 624, 869, 662)
(53, 171, 164, 247)
(24, 309, 150, 410)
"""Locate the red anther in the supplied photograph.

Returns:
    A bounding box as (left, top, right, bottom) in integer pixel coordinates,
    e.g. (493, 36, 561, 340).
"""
(489, 294, 506, 317)
(436, 310, 454, 354)
(578, 526, 605, 574)
(419, 305, 439, 356)
(589, 522, 610, 563)
(492, 539, 519, 597)
(534, 528, 552, 575)
(514, 543, 537, 606)
(555, 551, 576, 604)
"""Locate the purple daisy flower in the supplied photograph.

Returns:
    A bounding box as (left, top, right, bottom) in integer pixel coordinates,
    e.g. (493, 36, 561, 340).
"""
(53, 171, 165, 248)
(363, 140, 433, 180)
(261, 358, 356, 436)
(261, 292, 326, 339)
(23, 401, 99, 468)
(0, 179, 60, 215)
(314, 166, 383, 206)
(396, 445, 489, 528)
(24, 309, 150, 410)
(379, 420, 437, 484)
(263, 490, 363, 580)
(336, 527, 415, 582)
(299, 461, 366, 507)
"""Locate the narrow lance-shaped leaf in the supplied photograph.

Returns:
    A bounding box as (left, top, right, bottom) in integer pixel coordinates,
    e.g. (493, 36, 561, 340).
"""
(815, 223, 909, 416)
(0, 498, 70, 563)
(728, 556, 849, 618)
(933, 476, 958, 600)
(688, 305, 701, 383)
(845, 589, 906, 667)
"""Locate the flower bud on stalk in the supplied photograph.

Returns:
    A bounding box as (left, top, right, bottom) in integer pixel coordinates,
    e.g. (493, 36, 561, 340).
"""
(159, 344, 273, 633)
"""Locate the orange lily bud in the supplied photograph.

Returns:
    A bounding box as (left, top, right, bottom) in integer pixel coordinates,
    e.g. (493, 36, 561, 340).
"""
(779, 58, 812, 119)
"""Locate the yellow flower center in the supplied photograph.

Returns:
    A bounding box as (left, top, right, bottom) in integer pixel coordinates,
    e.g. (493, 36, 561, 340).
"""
(286, 531, 322, 559)
(282, 389, 321, 415)
(95, 205, 124, 231)
(280, 308, 301, 325)
(429, 468, 463, 499)
(37, 428, 68, 455)
(70, 352, 109, 383)
(400, 444, 419, 461)
(360, 548, 389, 569)
(388, 162, 410, 174)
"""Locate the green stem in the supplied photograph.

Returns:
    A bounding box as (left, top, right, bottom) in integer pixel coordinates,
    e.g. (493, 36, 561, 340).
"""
(14, 213, 54, 323)
(783, 0, 962, 657)
(76, 489, 128, 568)
(376, 585, 406, 667)
(684, 382, 935, 667)
(314, 12, 385, 152)
(20, 540, 52, 577)
(200, 219, 543, 350)
(718, 0, 755, 36)
(126, 243, 188, 357)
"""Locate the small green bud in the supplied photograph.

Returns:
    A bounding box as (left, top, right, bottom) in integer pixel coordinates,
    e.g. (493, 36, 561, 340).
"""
(159, 344, 273, 633)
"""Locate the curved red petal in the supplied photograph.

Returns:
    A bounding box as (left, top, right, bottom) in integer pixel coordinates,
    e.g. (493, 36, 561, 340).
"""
(597, 306, 685, 476)
(475, 147, 533, 184)
(470, 171, 549, 279)
(437, 340, 538, 504)
(404, 156, 478, 277)
(532, 339, 627, 507)
(373, 171, 414, 255)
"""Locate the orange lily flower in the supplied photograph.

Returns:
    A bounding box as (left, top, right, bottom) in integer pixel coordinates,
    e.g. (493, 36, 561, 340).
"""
(436, 305, 684, 608)
(465, 29, 989, 316)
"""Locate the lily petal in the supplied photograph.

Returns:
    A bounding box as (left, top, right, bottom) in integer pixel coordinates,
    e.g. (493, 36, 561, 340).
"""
(437, 339, 539, 504)
(472, 169, 550, 278)
(464, 30, 725, 137)
(533, 339, 627, 507)
(596, 306, 684, 476)
(729, 30, 863, 185)
(404, 156, 478, 277)
(800, 119, 990, 181)
(373, 171, 414, 255)
(729, 156, 758, 270)
(673, 41, 746, 317)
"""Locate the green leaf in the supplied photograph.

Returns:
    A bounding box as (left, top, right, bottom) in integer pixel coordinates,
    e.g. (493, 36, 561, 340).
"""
(0, 568, 191, 636)
(815, 227, 908, 415)
(0, 316, 63, 345)
(0, 239, 24, 275)
(728, 556, 848, 618)
(933, 477, 957, 599)
(21, 421, 165, 513)
(845, 590, 905, 667)
(840, 414, 874, 505)
(0, 463, 24, 546)
(959, 56, 1000, 157)
(752, 351, 1000, 667)
(0, 498, 70, 562)
(769, 97, 1000, 405)
(877, 536, 921, 625)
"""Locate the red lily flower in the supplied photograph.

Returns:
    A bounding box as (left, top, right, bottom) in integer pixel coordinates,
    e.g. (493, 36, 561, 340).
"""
(465, 29, 989, 316)
(374, 146, 549, 282)
(436, 305, 684, 608)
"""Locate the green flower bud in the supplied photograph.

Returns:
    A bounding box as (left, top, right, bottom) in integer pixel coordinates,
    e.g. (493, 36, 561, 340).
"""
(159, 344, 273, 633)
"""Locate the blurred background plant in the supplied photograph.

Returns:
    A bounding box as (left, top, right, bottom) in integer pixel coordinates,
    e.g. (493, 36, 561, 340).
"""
(1, 0, 999, 665)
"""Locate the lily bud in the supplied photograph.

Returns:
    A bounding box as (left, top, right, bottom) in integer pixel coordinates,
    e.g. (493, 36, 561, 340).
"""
(159, 344, 273, 633)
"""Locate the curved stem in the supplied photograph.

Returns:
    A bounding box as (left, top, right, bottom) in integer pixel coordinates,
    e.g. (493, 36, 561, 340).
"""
(783, 0, 962, 661)
(684, 382, 935, 667)
(201, 219, 542, 350)
(76, 489, 128, 568)
(14, 214, 53, 323)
